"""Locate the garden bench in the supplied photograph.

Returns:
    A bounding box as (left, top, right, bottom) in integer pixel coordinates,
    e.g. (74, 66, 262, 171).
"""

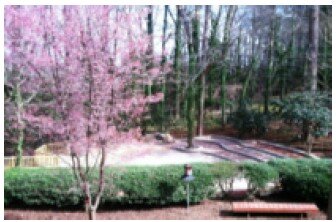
(231, 202, 320, 219)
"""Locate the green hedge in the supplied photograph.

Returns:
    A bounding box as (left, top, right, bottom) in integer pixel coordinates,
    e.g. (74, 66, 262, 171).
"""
(102, 164, 215, 206)
(5, 168, 81, 207)
(5, 159, 332, 208)
(268, 158, 332, 206)
(5, 164, 215, 208)
(241, 162, 278, 189)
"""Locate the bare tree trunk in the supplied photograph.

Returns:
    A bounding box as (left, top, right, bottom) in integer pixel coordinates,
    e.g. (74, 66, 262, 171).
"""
(309, 5, 319, 93)
(264, 6, 276, 115)
(247, 8, 258, 102)
(283, 14, 296, 100)
(220, 6, 237, 126)
(160, 5, 168, 132)
(236, 26, 242, 78)
(207, 6, 222, 113)
(198, 76, 205, 135)
(322, 26, 329, 91)
(174, 6, 182, 120)
(197, 6, 210, 136)
(182, 6, 200, 148)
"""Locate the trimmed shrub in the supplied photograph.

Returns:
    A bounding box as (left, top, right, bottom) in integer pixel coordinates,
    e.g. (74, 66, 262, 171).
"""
(4, 168, 82, 208)
(5, 164, 215, 208)
(209, 162, 238, 181)
(268, 158, 332, 206)
(209, 162, 239, 197)
(102, 164, 215, 206)
(241, 162, 278, 198)
(5, 159, 331, 208)
(267, 158, 298, 178)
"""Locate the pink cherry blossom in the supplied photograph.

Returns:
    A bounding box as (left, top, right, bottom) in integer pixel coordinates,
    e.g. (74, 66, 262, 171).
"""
(5, 6, 170, 217)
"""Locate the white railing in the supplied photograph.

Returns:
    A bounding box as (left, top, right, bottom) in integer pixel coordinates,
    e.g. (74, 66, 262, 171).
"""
(4, 155, 60, 169)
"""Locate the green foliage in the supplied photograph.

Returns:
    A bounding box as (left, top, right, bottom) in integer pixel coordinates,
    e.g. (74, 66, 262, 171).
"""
(209, 162, 238, 181)
(5, 160, 331, 208)
(203, 116, 222, 129)
(4, 168, 81, 207)
(166, 118, 188, 131)
(5, 164, 215, 208)
(103, 164, 215, 205)
(241, 162, 278, 190)
(268, 158, 332, 206)
(272, 91, 331, 138)
(167, 116, 222, 132)
(228, 104, 268, 137)
(209, 162, 239, 198)
(267, 158, 298, 178)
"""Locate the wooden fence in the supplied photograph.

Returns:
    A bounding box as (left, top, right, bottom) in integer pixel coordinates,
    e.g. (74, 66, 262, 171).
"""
(4, 155, 60, 169)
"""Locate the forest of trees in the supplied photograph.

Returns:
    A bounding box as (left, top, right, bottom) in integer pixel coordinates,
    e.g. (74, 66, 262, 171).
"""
(5, 5, 332, 157)
(143, 5, 332, 147)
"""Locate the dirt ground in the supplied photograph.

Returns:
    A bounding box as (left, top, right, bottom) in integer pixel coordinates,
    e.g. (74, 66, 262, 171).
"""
(4, 200, 326, 220)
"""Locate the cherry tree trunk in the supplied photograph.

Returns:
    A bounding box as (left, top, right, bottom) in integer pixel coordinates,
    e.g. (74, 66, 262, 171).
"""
(15, 86, 24, 167)
(88, 207, 96, 220)
(84, 200, 96, 220)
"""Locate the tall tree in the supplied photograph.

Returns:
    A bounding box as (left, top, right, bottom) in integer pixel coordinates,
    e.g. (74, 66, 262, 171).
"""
(5, 6, 166, 219)
(174, 6, 182, 119)
(264, 6, 276, 115)
(160, 5, 169, 131)
(245, 7, 258, 102)
(208, 6, 222, 110)
(319, 6, 332, 91)
(220, 6, 237, 126)
(4, 6, 44, 166)
(147, 5, 154, 96)
(181, 6, 200, 148)
(308, 5, 319, 93)
(197, 5, 210, 136)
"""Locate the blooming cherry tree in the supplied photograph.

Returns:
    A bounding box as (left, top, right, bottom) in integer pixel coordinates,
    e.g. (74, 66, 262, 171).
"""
(5, 5, 167, 219)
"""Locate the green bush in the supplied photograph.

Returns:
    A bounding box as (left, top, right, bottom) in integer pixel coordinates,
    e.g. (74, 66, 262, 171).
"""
(203, 116, 222, 129)
(5, 164, 215, 208)
(271, 91, 331, 140)
(228, 106, 268, 137)
(209, 162, 238, 181)
(209, 162, 239, 197)
(241, 162, 278, 190)
(267, 158, 298, 178)
(268, 158, 332, 206)
(4, 168, 82, 208)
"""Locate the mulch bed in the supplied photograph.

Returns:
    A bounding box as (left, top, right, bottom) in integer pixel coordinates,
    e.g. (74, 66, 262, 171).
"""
(4, 200, 326, 220)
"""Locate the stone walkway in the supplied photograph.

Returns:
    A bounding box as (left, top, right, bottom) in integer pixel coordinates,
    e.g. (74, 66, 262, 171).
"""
(111, 135, 312, 166)
(56, 134, 313, 168)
